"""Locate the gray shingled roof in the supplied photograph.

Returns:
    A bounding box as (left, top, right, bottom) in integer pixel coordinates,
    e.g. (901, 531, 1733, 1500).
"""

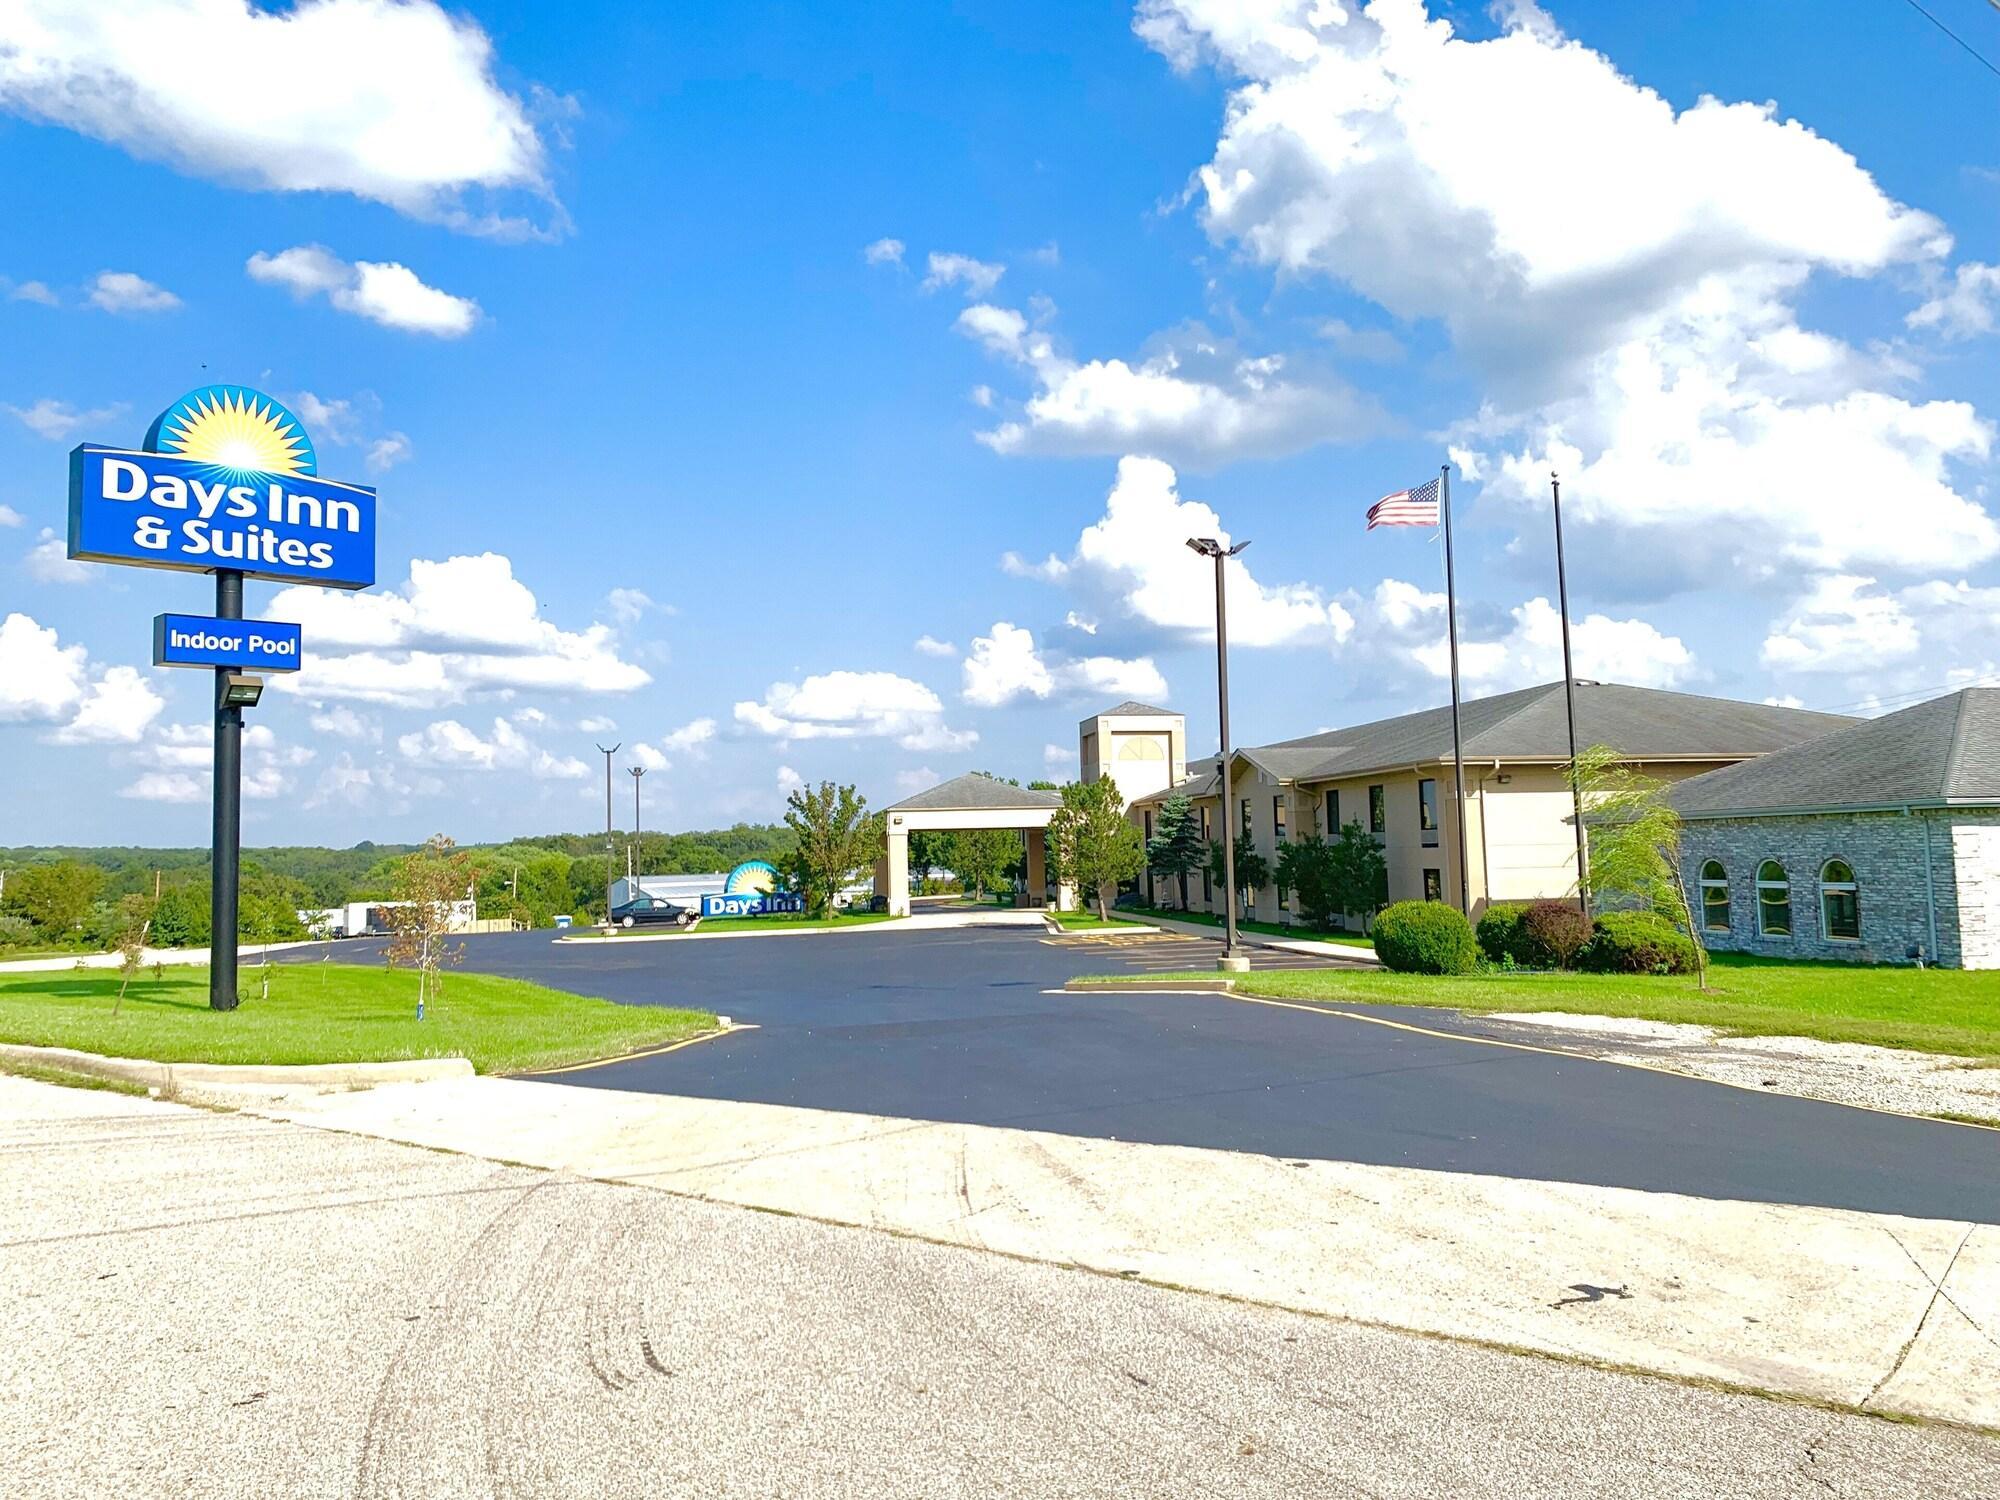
(886, 772, 1062, 812)
(1669, 689, 2000, 817)
(1131, 682, 1857, 805)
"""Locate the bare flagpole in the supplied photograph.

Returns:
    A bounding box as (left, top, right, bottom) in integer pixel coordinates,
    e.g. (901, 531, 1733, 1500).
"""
(1551, 473, 1589, 915)
(1440, 465, 1470, 917)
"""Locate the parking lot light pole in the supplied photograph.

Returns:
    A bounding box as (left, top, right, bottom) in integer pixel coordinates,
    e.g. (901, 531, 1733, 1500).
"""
(598, 743, 619, 927)
(629, 765, 647, 882)
(1187, 536, 1251, 973)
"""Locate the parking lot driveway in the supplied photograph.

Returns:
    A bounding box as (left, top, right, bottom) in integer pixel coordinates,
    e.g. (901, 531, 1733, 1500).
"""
(334, 926, 2000, 1223)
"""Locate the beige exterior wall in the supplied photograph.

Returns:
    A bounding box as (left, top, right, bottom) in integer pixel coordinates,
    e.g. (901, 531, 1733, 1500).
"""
(1078, 709, 1186, 809)
(1130, 755, 1748, 926)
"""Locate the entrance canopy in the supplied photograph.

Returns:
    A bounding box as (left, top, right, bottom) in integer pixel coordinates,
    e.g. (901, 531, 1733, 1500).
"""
(878, 773, 1063, 916)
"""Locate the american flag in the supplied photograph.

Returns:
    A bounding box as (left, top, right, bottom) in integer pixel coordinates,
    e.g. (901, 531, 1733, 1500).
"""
(1366, 477, 1441, 529)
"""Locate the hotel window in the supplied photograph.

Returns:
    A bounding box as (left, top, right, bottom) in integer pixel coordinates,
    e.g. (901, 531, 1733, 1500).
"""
(1242, 799, 1253, 841)
(1423, 868, 1443, 903)
(1699, 860, 1731, 933)
(1368, 784, 1386, 835)
(1820, 860, 1860, 941)
(1324, 789, 1340, 836)
(1756, 860, 1792, 938)
(1418, 778, 1439, 847)
(1273, 796, 1289, 909)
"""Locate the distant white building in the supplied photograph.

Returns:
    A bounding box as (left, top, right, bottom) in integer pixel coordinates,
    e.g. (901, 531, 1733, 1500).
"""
(300, 900, 479, 938)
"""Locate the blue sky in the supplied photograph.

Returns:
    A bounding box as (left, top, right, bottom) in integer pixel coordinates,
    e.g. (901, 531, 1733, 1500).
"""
(3, 0, 1998, 845)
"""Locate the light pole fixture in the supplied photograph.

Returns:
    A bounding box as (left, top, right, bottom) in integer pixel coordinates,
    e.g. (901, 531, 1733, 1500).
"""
(597, 742, 620, 927)
(1187, 536, 1251, 972)
(629, 764, 647, 874)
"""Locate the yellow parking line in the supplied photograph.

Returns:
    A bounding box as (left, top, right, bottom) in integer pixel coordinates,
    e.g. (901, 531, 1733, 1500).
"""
(528, 1022, 757, 1077)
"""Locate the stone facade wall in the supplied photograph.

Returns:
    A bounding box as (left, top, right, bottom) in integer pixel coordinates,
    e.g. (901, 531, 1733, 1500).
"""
(1949, 819, 2000, 969)
(1679, 811, 1939, 966)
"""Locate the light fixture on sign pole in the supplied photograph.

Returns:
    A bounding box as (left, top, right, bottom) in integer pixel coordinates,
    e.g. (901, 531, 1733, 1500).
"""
(1187, 536, 1251, 972)
(598, 743, 620, 927)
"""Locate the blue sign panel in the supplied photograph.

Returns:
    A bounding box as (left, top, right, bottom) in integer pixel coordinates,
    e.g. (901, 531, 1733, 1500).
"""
(70, 446, 375, 589)
(700, 891, 807, 919)
(152, 613, 303, 672)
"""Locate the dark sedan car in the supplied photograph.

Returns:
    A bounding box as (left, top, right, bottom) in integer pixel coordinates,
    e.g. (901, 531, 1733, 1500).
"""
(609, 894, 699, 929)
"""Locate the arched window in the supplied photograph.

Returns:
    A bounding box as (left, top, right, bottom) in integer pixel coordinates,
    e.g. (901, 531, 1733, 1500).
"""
(1756, 860, 1791, 937)
(1699, 860, 1731, 933)
(1820, 859, 1860, 942)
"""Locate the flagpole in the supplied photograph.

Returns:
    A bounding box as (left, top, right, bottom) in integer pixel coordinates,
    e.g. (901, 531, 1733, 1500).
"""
(1440, 464, 1470, 918)
(1551, 472, 1589, 917)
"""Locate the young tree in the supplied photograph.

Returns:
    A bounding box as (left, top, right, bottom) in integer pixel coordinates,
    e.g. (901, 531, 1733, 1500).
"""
(1326, 820, 1389, 932)
(780, 781, 883, 917)
(1145, 792, 1208, 911)
(941, 829, 1020, 902)
(112, 893, 154, 1015)
(1049, 779, 1145, 919)
(384, 835, 470, 1019)
(1207, 839, 1272, 918)
(1276, 835, 1341, 929)
(1572, 743, 1709, 990)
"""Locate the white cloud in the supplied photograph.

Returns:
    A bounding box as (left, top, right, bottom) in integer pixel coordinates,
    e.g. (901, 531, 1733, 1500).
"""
(578, 716, 616, 734)
(0, 505, 23, 527)
(0, 0, 557, 234)
(660, 717, 717, 754)
(895, 766, 939, 793)
(265, 552, 650, 707)
(309, 704, 379, 741)
(25, 527, 91, 584)
(8, 279, 56, 305)
(1355, 580, 1695, 692)
(248, 245, 479, 337)
(735, 670, 975, 751)
(913, 634, 958, 658)
(0, 613, 163, 744)
(6, 398, 124, 441)
(118, 721, 309, 800)
(1760, 574, 1921, 672)
(87, 270, 179, 313)
(863, 237, 906, 267)
(1909, 262, 2000, 341)
(396, 713, 587, 779)
(119, 771, 204, 804)
(1141, 2, 1995, 583)
(1314, 318, 1404, 363)
(1062, 611, 1097, 635)
(776, 764, 804, 797)
(605, 587, 656, 626)
(958, 305, 1376, 467)
(365, 433, 413, 472)
(960, 620, 1166, 708)
(1004, 456, 1352, 649)
(629, 742, 668, 772)
(923, 251, 1004, 297)
(49, 665, 165, 744)
(1044, 742, 1076, 771)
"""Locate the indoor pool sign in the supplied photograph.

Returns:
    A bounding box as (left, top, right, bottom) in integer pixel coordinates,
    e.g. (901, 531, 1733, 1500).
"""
(67, 386, 375, 588)
(701, 859, 806, 919)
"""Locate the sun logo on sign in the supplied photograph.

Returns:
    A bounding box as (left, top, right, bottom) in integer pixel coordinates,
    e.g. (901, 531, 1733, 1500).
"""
(144, 386, 316, 478)
(722, 860, 780, 896)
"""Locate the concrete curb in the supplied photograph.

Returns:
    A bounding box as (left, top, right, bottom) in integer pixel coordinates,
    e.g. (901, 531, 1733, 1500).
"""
(0, 1042, 473, 1107)
(1066, 976, 1236, 993)
(1118, 911, 1383, 966)
(0, 939, 327, 974)
(1041, 918, 1164, 937)
(551, 919, 909, 946)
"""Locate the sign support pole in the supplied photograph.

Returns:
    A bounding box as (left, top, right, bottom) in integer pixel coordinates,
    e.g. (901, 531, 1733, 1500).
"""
(209, 568, 244, 1011)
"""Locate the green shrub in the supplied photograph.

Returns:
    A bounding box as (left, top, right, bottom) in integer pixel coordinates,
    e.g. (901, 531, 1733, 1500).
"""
(1475, 901, 1529, 963)
(0, 914, 34, 948)
(1578, 910, 1697, 975)
(1374, 900, 1479, 975)
(1521, 899, 1592, 969)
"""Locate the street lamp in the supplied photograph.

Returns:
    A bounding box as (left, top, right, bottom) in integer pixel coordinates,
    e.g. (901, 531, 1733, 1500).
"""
(629, 764, 647, 881)
(1188, 536, 1251, 973)
(597, 743, 620, 928)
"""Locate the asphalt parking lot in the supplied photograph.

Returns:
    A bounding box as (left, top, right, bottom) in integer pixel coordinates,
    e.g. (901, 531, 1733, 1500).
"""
(309, 922, 2000, 1223)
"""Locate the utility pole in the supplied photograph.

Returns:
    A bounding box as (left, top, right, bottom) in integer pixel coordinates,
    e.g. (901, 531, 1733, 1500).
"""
(1187, 535, 1251, 972)
(1552, 473, 1590, 915)
(597, 743, 620, 927)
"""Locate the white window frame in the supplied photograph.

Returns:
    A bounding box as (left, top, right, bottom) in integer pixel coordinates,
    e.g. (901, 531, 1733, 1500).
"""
(1699, 860, 1730, 934)
(1755, 860, 1791, 938)
(1819, 859, 1860, 943)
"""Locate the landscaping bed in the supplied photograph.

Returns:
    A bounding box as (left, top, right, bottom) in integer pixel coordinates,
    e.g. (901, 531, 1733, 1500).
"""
(1115, 905, 1374, 948)
(0, 964, 716, 1075)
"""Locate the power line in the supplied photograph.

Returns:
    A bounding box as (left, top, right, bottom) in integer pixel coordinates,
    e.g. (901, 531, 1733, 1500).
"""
(1899, 0, 2000, 80)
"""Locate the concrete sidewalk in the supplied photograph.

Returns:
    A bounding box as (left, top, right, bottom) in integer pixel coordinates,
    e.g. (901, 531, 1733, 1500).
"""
(261, 1073, 2000, 1432)
(1118, 909, 1384, 964)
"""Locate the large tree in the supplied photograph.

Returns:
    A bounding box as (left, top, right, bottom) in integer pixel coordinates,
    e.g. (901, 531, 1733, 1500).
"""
(3, 860, 105, 943)
(780, 780, 883, 917)
(1326, 819, 1388, 932)
(1050, 778, 1145, 920)
(1145, 792, 1207, 911)
(1207, 839, 1272, 918)
(942, 828, 1020, 902)
(1276, 834, 1340, 930)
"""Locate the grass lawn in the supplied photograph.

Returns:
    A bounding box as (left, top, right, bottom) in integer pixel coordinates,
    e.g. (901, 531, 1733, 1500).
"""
(0, 963, 715, 1074)
(700, 910, 902, 933)
(1090, 953, 2000, 1057)
(1119, 905, 1376, 949)
(1048, 911, 1130, 932)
